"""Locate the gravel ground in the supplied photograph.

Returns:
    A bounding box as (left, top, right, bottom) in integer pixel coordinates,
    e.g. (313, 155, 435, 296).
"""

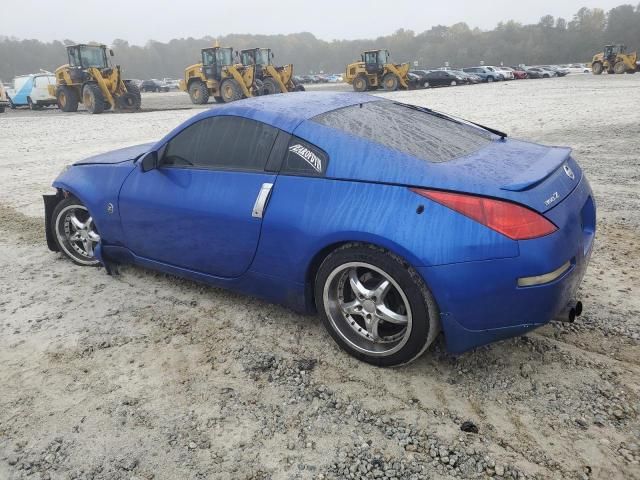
(0, 74, 639, 480)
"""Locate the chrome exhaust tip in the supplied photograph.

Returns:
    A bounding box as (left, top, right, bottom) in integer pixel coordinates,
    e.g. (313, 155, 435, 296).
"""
(554, 300, 582, 323)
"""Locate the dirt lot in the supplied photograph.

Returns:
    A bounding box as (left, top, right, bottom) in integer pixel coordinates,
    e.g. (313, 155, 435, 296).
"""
(0, 75, 639, 480)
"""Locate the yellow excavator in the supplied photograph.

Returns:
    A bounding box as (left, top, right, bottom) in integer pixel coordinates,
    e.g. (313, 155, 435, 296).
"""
(239, 48, 304, 94)
(49, 44, 141, 114)
(179, 46, 259, 104)
(591, 44, 639, 74)
(345, 49, 411, 92)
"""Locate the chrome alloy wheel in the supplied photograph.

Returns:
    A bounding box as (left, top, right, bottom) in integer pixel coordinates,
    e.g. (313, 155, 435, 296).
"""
(55, 204, 100, 265)
(323, 262, 412, 357)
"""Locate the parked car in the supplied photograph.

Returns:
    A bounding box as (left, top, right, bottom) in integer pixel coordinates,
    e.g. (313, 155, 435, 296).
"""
(526, 67, 553, 79)
(44, 92, 595, 366)
(541, 65, 568, 77)
(496, 67, 515, 80)
(409, 70, 430, 86)
(462, 67, 501, 82)
(0, 82, 9, 113)
(162, 78, 181, 90)
(567, 64, 591, 74)
(484, 66, 506, 80)
(140, 79, 170, 92)
(299, 75, 314, 84)
(450, 70, 480, 84)
(327, 74, 343, 83)
(6, 73, 57, 109)
(424, 70, 466, 87)
(509, 67, 529, 79)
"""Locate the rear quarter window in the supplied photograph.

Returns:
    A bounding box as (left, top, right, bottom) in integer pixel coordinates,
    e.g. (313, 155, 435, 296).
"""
(313, 101, 493, 163)
(281, 136, 328, 176)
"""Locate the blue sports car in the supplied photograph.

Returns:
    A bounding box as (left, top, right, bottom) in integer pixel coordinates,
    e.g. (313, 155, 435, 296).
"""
(44, 92, 595, 366)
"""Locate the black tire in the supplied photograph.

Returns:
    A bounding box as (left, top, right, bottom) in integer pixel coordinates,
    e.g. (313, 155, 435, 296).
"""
(27, 97, 42, 110)
(352, 74, 369, 92)
(220, 78, 242, 102)
(543, 74, 550, 78)
(124, 82, 142, 110)
(56, 86, 79, 112)
(591, 62, 604, 75)
(262, 77, 281, 95)
(382, 73, 399, 91)
(613, 62, 627, 74)
(487, 76, 494, 83)
(0, 106, 4, 113)
(82, 83, 105, 114)
(450, 80, 457, 86)
(188, 81, 209, 104)
(315, 243, 440, 367)
(51, 196, 101, 267)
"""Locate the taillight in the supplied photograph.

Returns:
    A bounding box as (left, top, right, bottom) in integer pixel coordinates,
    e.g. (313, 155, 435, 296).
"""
(410, 188, 557, 240)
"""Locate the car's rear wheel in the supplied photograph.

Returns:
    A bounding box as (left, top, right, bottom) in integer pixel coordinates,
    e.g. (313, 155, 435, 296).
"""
(315, 244, 440, 366)
(52, 197, 100, 266)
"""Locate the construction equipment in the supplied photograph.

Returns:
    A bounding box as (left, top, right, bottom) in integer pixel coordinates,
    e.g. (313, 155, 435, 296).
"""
(591, 44, 639, 74)
(50, 44, 141, 114)
(0, 83, 9, 113)
(239, 48, 304, 94)
(345, 50, 411, 92)
(179, 46, 258, 104)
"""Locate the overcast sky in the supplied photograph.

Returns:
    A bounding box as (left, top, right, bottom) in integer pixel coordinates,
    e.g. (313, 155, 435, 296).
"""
(4, 0, 627, 45)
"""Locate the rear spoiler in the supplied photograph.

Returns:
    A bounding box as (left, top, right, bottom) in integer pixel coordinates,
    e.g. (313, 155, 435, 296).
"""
(501, 146, 572, 191)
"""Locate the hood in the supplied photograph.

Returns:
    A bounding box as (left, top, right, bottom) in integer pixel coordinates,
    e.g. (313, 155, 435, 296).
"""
(74, 143, 154, 166)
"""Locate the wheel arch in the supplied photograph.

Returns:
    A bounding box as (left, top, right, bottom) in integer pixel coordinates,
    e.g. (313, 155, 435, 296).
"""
(303, 236, 426, 312)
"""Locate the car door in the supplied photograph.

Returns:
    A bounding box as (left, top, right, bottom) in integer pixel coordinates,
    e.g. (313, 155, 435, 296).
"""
(118, 115, 280, 278)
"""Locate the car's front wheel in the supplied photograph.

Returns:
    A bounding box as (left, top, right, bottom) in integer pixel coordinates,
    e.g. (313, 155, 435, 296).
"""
(52, 197, 100, 266)
(315, 244, 440, 366)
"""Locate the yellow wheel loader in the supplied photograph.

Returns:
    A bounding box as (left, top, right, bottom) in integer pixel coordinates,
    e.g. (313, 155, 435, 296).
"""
(591, 44, 639, 74)
(0, 83, 9, 113)
(345, 50, 412, 92)
(239, 48, 304, 94)
(49, 44, 141, 114)
(179, 46, 258, 104)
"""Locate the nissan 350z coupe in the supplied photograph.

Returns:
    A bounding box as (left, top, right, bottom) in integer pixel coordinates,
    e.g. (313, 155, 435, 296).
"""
(44, 92, 595, 366)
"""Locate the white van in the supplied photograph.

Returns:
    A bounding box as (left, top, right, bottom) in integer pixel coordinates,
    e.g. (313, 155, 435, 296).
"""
(6, 73, 57, 109)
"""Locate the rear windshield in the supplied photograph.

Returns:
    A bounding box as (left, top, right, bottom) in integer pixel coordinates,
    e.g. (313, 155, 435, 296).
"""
(313, 101, 493, 163)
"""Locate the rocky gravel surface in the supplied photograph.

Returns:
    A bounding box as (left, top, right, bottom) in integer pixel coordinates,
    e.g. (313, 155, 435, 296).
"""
(0, 74, 639, 479)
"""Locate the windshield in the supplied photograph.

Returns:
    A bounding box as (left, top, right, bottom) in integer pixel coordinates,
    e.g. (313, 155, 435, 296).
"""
(255, 49, 270, 65)
(202, 49, 215, 66)
(75, 46, 107, 68)
(364, 51, 388, 65)
(217, 48, 233, 66)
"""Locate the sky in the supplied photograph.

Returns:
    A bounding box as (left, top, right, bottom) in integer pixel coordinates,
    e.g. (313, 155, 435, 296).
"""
(3, 0, 628, 45)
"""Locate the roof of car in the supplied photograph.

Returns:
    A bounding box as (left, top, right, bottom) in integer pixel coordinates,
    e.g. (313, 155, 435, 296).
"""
(192, 91, 384, 133)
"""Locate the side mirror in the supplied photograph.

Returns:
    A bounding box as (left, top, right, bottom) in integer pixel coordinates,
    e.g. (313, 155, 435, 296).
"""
(109, 49, 114, 57)
(270, 52, 275, 59)
(140, 151, 158, 172)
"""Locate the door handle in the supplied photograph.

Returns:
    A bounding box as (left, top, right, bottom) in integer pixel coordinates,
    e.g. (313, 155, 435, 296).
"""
(252, 182, 273, 218)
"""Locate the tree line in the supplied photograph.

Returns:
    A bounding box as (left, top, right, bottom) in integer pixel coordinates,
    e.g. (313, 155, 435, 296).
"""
(1, 3, 639, 81)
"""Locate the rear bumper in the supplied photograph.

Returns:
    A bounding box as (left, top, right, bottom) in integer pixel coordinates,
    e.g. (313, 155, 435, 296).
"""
(419, 175, 595, 353)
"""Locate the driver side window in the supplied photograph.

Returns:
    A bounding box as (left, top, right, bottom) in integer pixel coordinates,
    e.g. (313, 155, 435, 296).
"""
(161, 116, 279, 172)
